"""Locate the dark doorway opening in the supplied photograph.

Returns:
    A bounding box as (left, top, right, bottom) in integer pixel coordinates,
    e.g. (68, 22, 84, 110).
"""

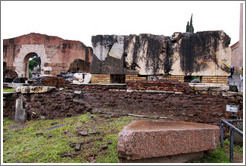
(184, 75, 202, 83)
(110, 74, 126, 83)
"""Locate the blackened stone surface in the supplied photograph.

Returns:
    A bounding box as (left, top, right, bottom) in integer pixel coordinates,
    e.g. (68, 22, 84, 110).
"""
(90, 54, 102, 74)
(91, 31, 231, 76)
(101, 55, 124, 74)
(180, 31, 230, 74)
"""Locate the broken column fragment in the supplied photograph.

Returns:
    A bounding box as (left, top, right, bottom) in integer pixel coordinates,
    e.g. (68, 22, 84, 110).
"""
(15, 96, 26, 123)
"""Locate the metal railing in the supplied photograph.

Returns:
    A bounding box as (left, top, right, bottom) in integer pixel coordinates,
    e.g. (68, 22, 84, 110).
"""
(220, 119, 243, 162)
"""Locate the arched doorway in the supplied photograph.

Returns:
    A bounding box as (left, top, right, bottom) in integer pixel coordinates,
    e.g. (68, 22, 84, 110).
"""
(23, 52, 41, 79)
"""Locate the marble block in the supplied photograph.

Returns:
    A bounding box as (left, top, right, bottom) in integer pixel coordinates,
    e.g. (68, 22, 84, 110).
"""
(118, 120, 219, 162)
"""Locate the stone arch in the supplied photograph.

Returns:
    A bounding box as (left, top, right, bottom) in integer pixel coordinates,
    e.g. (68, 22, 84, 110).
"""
(23, 52, 41, 78)
(13, 44, 50, 78)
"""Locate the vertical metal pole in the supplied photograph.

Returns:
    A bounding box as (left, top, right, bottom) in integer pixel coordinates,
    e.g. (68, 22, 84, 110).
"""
(230, 128, 234, 162)
(220, 121, 224, 148)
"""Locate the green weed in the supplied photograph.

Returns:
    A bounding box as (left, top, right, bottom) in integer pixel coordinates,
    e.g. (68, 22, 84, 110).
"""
(234, 145, 243, 153)
(224, 138, 230, 146)
(199, 145, 230, 163)
(3, 88, 15, 93)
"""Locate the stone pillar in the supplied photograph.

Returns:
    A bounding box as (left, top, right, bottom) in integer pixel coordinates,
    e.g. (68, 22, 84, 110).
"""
(15, 96, 26, 123)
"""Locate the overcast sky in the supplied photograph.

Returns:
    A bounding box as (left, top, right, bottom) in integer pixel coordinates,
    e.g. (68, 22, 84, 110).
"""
(1, 1, 244, 47)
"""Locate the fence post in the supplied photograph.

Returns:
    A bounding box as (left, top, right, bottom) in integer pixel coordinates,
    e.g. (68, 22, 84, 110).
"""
(220, 121, 224, 148)
(230, 128, 234, 162)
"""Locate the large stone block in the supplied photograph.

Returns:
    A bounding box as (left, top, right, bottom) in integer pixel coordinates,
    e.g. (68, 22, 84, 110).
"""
(118, 120, 219, 162)
(189, 83, 229, 91)
(91, 31, 231, 77)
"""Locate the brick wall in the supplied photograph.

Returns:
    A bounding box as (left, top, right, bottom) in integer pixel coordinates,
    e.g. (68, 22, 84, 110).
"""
(90, 74, 228, 85)
(91, 74, 146, 83)
(3, 93, 16, 118)
(3, 91, 90, 120)
(68, 84, 243, 126)
(162, 75, 185, 82)
(202, 76, 228, 84)
(125, 75, 146, 82)
(91, 74, 111, 83)
(159, 75, 227, 84)
(4, 84, 243, 126)
(126, 80, 189, 93)
(31, 76, 69, 88)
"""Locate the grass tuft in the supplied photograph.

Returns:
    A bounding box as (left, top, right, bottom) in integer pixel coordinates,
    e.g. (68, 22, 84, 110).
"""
(3, 88, 15, 93)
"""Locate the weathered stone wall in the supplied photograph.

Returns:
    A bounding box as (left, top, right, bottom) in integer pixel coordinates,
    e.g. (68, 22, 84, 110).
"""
(3, 90, 90, 120)
(4, 83, 242, 126)
(31, 76, 70, 88)
(91, 31, 231, 79)
(126, 80, 189, 92)
(3, 93, 16, 118)
(67, 84, 243, 126)
(3, 33, 92, 78)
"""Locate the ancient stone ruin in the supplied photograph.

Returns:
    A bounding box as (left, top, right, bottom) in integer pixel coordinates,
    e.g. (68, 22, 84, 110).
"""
(118, 120, 220, 163)
(91, 31, 231, 84)
(3, 33, 92, 80)
(2, 31, 243, 163)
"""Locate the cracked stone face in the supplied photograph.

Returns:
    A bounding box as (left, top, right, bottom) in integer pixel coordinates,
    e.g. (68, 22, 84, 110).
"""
(91, 31, 231, 76)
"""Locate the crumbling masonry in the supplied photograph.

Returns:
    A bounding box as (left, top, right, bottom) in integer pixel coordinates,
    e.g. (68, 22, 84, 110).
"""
(3, 33, 92, 79)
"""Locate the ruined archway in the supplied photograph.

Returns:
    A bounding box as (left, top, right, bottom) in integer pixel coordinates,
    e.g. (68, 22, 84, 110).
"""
(12, 44, 49, 78)
(23, 52, 41, 79)
(4, 33, 92, 79)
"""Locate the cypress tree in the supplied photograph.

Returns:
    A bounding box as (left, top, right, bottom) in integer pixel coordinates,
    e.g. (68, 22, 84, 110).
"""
(190, 14, 194, 33)
(186, 14, 194, 33)
(186, 21, 190, 32)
